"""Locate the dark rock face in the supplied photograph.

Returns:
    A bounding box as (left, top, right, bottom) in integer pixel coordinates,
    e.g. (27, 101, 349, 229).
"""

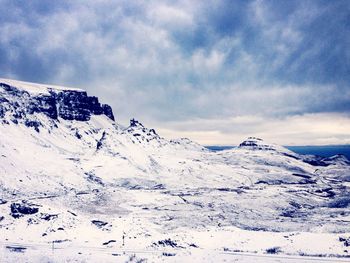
(28, 94, 58, 119)
(239, 137, 263, 147)
(24, 120, 41, 132)
(0, 82, 115, 123)
(238, 137, 275, 150)
(91, 220, 108, 228)
(102, 104, 114, 121)
(56, 91, 91, 121)
(0, 97, 9, 118)
(130, 118, 144, 127)
(0, 83, 17, 94)
(55, 90, 115, 121)
(10, 203, 39, 218)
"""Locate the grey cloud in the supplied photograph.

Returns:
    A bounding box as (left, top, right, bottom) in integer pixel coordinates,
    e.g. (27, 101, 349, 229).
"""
(0, 0, 349, 144)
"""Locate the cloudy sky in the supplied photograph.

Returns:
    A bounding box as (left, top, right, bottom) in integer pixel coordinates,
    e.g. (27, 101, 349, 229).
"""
(1, 0, 350, 145)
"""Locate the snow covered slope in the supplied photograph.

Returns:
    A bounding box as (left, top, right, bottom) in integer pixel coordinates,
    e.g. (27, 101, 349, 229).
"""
(0, 78, 349, 261)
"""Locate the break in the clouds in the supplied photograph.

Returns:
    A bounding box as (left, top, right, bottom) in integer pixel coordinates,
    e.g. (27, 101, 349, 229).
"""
(0, 0, 349, 145)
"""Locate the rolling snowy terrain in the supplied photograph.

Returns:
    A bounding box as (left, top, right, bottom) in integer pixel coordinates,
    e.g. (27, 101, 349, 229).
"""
(0, 78, 349, 262)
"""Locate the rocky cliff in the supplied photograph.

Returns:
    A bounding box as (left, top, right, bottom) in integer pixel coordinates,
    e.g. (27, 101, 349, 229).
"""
(0, 80, 114, 131)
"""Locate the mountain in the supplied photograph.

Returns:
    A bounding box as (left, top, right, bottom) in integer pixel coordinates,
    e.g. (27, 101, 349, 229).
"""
(0, 78, 349, 262)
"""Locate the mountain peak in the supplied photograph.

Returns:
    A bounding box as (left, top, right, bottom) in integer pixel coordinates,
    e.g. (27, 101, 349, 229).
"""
(130, 118, 144, 128)
(125, 119, 160, 144)
(238, 137, 275, 150)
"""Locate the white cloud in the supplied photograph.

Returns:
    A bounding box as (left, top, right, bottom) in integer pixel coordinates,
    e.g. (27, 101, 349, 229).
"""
(147, 3, 194, 29)
(192, 49, 226, 72)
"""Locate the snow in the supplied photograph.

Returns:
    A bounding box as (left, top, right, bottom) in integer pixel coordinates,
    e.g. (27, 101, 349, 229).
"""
(0, 78, 83, 95)
(0, 79, 350, 262)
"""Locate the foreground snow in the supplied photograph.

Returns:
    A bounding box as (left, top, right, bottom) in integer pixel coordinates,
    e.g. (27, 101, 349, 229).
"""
(2, 243, 350, 263)
(0, 78, 349, 262)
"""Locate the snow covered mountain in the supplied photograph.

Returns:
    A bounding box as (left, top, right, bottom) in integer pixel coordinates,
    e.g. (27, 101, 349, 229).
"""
(0, 78, 349, 262)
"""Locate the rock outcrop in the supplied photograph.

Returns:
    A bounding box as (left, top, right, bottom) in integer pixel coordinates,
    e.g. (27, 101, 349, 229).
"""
(238, 137, 277, 151)
(0, 80, 115, 124)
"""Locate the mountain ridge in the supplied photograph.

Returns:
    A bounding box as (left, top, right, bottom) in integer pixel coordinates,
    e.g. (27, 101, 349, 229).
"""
(0, 78, 349, 260)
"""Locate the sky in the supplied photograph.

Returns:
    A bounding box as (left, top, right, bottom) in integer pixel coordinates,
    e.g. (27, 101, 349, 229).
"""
(0, 0, 350, 145)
